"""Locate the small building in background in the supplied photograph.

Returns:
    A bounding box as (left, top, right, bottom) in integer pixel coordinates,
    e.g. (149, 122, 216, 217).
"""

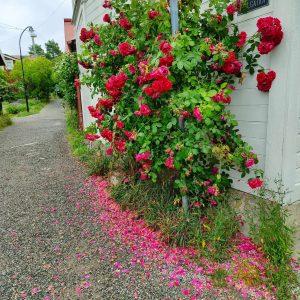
(64, 18, 76, 53)
(0, 49, 19, 71)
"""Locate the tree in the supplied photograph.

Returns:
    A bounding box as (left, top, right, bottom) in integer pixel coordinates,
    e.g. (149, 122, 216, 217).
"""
(11, 57, 54, 100)
(45, 39, 62, 60)
(28, 44, 45, 56)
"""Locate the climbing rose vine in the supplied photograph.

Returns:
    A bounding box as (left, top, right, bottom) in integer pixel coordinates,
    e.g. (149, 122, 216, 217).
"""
(78, 0, 283, 206)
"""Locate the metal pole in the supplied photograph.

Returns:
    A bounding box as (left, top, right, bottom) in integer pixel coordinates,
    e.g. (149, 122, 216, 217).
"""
(170, 0, 179, 36)
(170, 0, 188, 213)
(19, 26, 33, 113)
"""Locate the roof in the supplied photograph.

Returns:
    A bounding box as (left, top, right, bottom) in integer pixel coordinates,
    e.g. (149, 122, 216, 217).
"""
(3, 53, 19, 61)
(0, 49, 7, 68)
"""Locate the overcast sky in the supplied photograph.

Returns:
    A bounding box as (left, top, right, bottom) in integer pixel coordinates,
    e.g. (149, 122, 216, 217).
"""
(0, 0, 73, 55)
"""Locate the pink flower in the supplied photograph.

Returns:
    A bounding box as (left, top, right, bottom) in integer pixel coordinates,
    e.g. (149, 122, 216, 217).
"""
(84, 281, 92, 288)
(128, 64, 137, 74)
(75, 287, 81, 295)
(193, 107, 202, 121)
(248, 178, 263, 189)
(181, 288, 190, 296)
(148, 9, 159, 19)
(21, 293, 27, 299)
(164, 157, 176, 169)
(245, 158, 255, 168)
(32, 287, 39, 295)
(74, 79, 80, 87)
(134, 104, 151, 117)
(135, 152, 151, 162)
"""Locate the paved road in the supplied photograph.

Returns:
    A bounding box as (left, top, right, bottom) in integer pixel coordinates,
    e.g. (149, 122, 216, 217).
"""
(0, 101, 88, 299)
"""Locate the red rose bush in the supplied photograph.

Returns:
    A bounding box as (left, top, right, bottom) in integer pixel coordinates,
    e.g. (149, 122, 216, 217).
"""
(78, 0, 283, 205)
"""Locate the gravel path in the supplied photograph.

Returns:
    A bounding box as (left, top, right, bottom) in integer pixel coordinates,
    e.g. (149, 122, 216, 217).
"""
(0, 101, 233, 300)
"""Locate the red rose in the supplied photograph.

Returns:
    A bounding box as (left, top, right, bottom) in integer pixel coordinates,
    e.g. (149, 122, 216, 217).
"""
(103, 0, 112, 9)
(118, 42, 137, 56)
(152, 77, 173, 93)
(159, 40, 172, 54)
(257, 41, 275, 55)
(116, 121, 125, 129)
(256, 70, 276, 92)
(128, 64, 136, 74)
(99, 98, 114, 109)
(93, 34, 102, 46)
(148, 9, 159, 19)
(226, 4, 236, 15)
(248, 178, 263, 189)
(109, 50, 118, 56)
(236, 31, 247, 48)
(119, 18, 132, 30)
(103, 13, 111, 23)
(165, 157, 176, 169)
(101, 129, 113, 142)
(159, 54, 174, 67)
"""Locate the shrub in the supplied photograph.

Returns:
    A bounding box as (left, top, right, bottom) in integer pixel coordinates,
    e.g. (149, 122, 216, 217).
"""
(54, 53, 79, 109)
(79, 0, 283, 206)
(11, 57, 55, 100)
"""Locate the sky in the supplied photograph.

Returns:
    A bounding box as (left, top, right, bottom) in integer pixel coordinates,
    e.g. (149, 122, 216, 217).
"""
(0, 0, 73, 55)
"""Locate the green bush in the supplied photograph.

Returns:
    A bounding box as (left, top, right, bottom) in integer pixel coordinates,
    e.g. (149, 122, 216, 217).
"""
(54, 53, 79, 109)
(10, 57, 55, 100)
(0, 114, 12, 130)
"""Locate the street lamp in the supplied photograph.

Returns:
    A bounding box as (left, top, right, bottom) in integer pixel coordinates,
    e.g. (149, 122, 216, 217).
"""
(19, 26, 37, 112)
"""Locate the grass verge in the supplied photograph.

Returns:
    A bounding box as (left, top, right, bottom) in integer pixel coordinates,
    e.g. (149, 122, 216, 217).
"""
(3, 99, 48, 117)
(0, 114, 12, 130)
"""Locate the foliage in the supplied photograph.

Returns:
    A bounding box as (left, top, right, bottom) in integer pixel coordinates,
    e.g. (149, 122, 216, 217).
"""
(0, 69, 20, 102)
(110, 180, 240, 261)
(29, 44, 45, 56)
(45, 39, 62, 60)
(65, 109, 110, 175)
(11, 57, 55, 100)
(248, 181, 299, 299)
(54, 53, 79, 109)
(3, 99, 48, 117)
(0, 114, 12, 130)
(78, 0, 282, 205)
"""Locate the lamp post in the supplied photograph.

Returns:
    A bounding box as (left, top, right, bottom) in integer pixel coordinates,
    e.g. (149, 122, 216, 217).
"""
(19, 26, 37, 112)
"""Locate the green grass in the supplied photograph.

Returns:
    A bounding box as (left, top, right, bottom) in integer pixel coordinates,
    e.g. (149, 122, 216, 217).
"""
(65, 108, 110, 176)
(3, 99, 48, 117)
(0, 114, 12, 130)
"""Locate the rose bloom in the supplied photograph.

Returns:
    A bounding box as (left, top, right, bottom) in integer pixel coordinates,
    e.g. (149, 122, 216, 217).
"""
(128, 64, 137, 74)
(258, 41, 275, 55)
(193, 107, 202, 121)
(103, 13, 111, 23)
(159, 54, 174, 67)
(165, 157, 176, 169)
(226, 4, 236, 15)
(116, 121, 125, 129)
(93, 34, 102, 46)
(119, 18, 132, 30)
(135, 152, 151, 161)
(248, 178, 263, 189)
(236, 31, 247, 48)
(159, 40, 172, 54)
(148, 9, 159, 19)
(245, 158, 255, 168)
(118, 42, 136, 56)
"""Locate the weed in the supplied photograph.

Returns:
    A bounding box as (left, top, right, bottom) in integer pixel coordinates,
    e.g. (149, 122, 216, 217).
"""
(0, 114, 12, 130)
(248, 179, 299, 299)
